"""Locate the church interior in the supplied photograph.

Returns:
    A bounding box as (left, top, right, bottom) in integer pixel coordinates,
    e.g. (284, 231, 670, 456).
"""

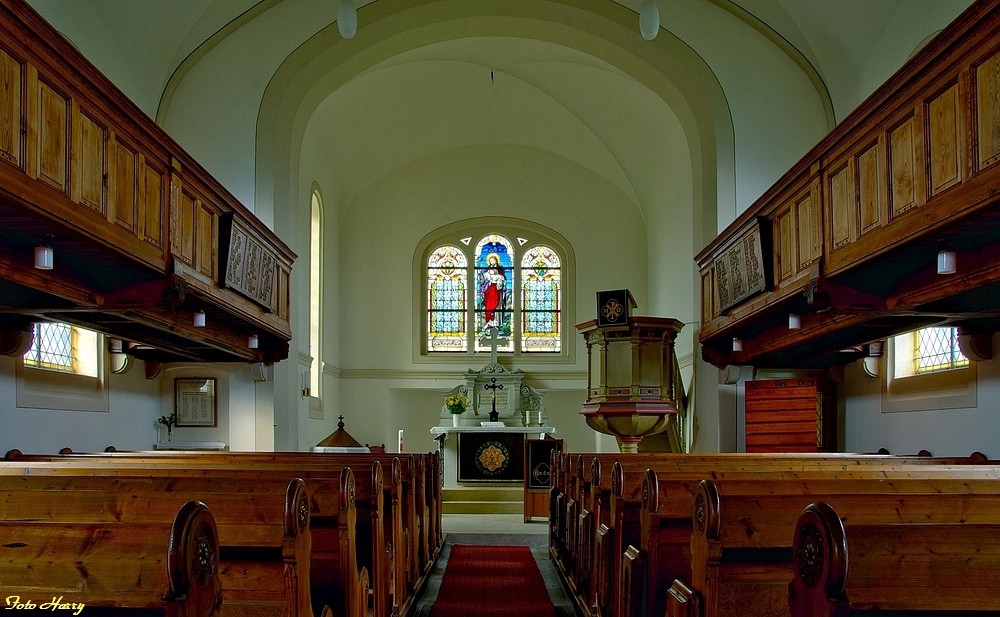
(2, 0, 1000, 615)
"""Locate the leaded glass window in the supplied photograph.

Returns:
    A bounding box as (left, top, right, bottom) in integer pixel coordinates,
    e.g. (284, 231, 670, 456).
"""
(424, 227, 565, 356)
(913, 327, 968, 374)
(521, 245, 561, 352)
(474, 234, 514, 352)
(427, 245, 468, 352)
(23, 322, 74, 372)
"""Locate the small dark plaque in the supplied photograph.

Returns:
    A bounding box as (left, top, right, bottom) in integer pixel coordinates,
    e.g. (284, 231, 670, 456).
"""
(525, 438, 562, 489)
(596, 289, 637, 327)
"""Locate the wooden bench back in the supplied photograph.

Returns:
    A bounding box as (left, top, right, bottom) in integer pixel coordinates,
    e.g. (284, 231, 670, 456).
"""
(1, 498, 222, 616)
(789, 501, 1000, 617)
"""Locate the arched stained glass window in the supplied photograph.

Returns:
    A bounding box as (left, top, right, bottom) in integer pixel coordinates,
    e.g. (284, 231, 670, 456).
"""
(420, 220, 569, 358)
(520, 245, 561, 352)
(427, 245, 468, 352)
(474, 234, 514, 352)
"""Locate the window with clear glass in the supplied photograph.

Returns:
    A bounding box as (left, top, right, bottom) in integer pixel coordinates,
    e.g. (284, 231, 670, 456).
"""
(424, 228, 564, 356)
(22, 322, 100, 377)
(913, 327, 968, 374)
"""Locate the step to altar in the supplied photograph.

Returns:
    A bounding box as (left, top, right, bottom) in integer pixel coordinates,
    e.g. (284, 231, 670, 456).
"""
(441, 485, 523, 514)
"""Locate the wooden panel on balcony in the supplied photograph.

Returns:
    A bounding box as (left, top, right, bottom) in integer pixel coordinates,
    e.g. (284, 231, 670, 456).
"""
(139, 156, 165, 248)
(857, 139, 883, 236)
(926, 80, 964, 197)
(74, 104, 107, 214)
(888, 112, 922, 218)
(0, 45, 22, 168)
(827, 161, 853, 251)
(776, 206, 795, 282)
(110, 134, 138, 234)
(974, 47, 1000, 171)
(197, 201, 216, 280)
(34, 76, 69, 193)
(795, 182, 822, 269)
(701, 268, 715, 324)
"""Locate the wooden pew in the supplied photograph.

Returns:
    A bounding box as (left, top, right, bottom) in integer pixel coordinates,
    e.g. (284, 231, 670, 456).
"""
(788, 500, 1000, 617)
(0, 499, 223, 617)
(551, 452, 995, 617)
(2, 449, 442, 617)
(0, 467, 359, 617)
(645, 469, 1000, 617)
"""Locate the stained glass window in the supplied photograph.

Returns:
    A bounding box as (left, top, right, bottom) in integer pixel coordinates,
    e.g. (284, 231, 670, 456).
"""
(474, 235, 514, 352)
(427, 245, 468, 352)
(424, 227, 565, 355)
(521, 245, 561, 352)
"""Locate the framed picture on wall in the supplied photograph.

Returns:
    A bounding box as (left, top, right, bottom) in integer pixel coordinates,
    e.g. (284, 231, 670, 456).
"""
(175, 378, 217, 427)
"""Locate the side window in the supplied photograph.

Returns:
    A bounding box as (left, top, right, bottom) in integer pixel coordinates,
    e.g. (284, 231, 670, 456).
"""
(882, 326, 975, 413)
(23, 322, 99, 377)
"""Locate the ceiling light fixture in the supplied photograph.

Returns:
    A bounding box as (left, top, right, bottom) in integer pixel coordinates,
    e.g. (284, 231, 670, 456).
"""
(248, 334, 259, 349)
(936, 249, 956, 275)
(788, 313, 801, 330)
(639, 1, 660, 40)
(338, 0, 357, 39)
(732, 337, 743, 352)
(193, 310, 206, 328)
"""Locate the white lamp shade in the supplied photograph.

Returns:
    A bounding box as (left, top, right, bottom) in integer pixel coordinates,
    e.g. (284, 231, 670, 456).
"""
(640, 1, 660, 40)
(937, 250, 956, 274)
(788, 313, 801, 330)
(193, 311, 206, 328)
(248, 334, 259, 349)
(34, 245, 53, 270)
(338, 0, 357, 39)
(732, 337, 743, 352)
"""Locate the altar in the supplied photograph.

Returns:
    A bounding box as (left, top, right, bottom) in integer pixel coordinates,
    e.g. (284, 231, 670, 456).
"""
(431, 426, 556, 486)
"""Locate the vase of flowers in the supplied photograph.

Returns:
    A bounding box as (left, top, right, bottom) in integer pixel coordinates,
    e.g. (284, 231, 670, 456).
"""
(445, 393, 467, 427)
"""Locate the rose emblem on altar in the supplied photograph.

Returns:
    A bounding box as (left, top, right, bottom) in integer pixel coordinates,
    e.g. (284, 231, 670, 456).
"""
(476, 442, 509, 474)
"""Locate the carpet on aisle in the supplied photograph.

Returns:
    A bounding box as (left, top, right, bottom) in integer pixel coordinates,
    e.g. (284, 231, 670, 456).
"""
(430, 544, 557, 617)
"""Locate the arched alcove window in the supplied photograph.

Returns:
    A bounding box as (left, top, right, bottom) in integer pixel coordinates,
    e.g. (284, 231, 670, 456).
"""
(308, 190, 324, 406)
(421, 219, 569, 359)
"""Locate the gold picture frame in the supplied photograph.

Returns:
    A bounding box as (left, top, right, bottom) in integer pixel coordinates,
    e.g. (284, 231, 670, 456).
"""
(174, 378, 217, 427)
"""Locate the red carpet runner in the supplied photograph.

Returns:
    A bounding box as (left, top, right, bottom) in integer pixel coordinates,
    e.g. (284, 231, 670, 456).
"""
(431, 545, 557, 617)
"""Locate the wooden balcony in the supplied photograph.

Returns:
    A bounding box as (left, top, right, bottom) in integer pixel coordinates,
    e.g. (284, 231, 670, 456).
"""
(697, 0, 1000, 369)
(0, 0, 294, 364)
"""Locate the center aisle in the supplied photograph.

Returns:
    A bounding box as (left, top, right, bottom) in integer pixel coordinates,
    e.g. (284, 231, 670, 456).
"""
(411, 514, 578, 617)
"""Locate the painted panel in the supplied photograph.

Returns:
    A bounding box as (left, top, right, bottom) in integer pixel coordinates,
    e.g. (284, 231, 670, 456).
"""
(975, 48, 1000, 170)
(857, 141, 882, 235)
(889, 115, 919, 217)
(0, 47, 22, 168)
(927, 82, 962, 196)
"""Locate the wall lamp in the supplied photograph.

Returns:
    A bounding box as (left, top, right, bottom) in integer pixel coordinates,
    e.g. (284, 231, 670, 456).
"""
(34, 244, 53, 270)
(936, 249, 956, 275)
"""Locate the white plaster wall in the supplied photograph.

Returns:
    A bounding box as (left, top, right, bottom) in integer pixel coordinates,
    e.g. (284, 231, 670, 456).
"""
(840, 336, 1000, 457)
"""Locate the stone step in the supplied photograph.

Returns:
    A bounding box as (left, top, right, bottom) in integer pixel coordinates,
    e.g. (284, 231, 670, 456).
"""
(442, 486, 523, 515)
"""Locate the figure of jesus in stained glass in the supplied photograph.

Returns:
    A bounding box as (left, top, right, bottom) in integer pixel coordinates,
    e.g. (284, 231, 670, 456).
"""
(475, 236, 513, 344)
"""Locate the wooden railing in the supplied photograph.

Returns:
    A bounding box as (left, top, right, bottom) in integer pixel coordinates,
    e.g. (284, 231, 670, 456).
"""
(0, 0, 293, 363)
(697, 0, 1000, 369)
